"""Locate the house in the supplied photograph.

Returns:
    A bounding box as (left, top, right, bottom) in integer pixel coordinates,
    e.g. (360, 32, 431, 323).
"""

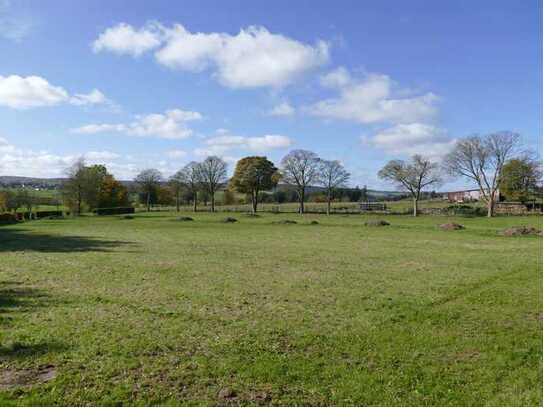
(442, 188, 501, 203)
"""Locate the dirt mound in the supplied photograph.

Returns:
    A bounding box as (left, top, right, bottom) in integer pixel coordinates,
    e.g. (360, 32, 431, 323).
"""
(364, 220, 390, 227)
(176, 216, 194, 222)
(439, 223, 465, 231)
(309, 220, 319, 225)
(120, 215, 134, 220)
(273, 220, 297, 225)
(222, 217, 238, 223)
(500, 226, 542, 237)
(0, 365, 56, 390)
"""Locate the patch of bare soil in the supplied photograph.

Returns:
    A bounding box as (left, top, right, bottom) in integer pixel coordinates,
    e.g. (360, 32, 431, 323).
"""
(364, 220, 390, 227)
(222, 217, 238, 223)
(439, 223, 465, 231)
(272, 220, 297, 225)
(0, 365, 56, 389)
(500, 226, 542, 237)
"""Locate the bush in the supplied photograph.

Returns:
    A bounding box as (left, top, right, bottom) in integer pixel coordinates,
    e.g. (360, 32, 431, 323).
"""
(0, 213, 17, 224)
(446, 205, 485, 217)
(35, 210, 64, 219)
(93, 207, 135, 216)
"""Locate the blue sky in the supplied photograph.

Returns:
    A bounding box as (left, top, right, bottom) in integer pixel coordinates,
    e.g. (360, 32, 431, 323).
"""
(1, 0, 543, 189)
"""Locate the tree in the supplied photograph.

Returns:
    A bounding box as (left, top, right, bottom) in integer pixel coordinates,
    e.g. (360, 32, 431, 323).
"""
(198, 156, 227, 212)
(499, 156, 542, 203)
(81, 165, 108, 210)
(61, 158, 87, 215)
(176, 162, 202, 212)
(169, 171, 185, 212)
(134, 169, 163, 212)
(98, 175, 129, 208)
(318, 160, 350, 215)
(280, 150, 321, 214)
(379, 155, 442, 217)
(229, 156, 279, 213)
(444, 132, 520, 217)
(16, 189, 34, 218)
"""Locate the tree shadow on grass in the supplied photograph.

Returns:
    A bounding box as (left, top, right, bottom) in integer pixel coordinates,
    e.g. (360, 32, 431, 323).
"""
(0, 227, 132, 253)
(0, 282, 69, 361)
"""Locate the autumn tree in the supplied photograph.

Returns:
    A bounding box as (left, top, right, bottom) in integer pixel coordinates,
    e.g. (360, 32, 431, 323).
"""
(444, 132, 520, 217)
(134, 169, 163, 212)
(98, 174, 129, 208)
(280, 150, 321, 214)
(319, 159, 350, 215)
(379, 155, 442, 217)
(229, 156, 279, 213)
(198, 156, 227, 212)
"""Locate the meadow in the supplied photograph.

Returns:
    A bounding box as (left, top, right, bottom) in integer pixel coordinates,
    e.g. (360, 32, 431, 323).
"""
(1, 212, 543, 405)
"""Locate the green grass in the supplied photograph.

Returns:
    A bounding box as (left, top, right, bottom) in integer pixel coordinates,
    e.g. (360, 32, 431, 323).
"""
(2, 212, 543, 405)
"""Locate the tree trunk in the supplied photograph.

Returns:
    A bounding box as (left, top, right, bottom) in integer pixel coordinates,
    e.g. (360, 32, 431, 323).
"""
(193, 191, 197, 212)
(146, 191, 151, 212)
(299, 188, 305, 214)
(487, 197, 494, 217)
(176, 192, 180, 212)
(413, 197, 418, 217)
(327, 189, 331, 216)
(252, 191, 257, 214)
(211, 192, 215, 212)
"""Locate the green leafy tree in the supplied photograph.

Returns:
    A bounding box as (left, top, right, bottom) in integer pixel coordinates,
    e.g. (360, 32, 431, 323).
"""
(229, 156, 278, 213)
(499, 157, 542, 202)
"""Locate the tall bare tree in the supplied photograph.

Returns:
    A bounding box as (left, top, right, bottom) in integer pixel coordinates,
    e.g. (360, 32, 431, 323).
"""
(61, 158, 86, 215)
(134, 169, 163, 212)
(198, 156, 227, 212)
(444, 132, 520, 217)
(173, 162, 202, 212)
(379, 155, 442, 216)
(280, 149, 321, 214)
(169, 171, 185, 212)
(319, 159, 350, 215)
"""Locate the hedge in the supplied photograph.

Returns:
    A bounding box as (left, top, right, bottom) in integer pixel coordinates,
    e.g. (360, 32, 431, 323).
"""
(0, 213, 17, 223)
(93, 207, 135, 216)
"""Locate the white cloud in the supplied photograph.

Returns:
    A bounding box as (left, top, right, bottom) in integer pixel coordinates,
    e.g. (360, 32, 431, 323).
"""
(196, 132, 291, 156)
(365, 123, 455, 157)
(70, 89, 107, 106)
(308, 68, 438, 125)
(268, 101, 295, 117)
(92, 22, 164, 57)
(71, 108, 203, 140)
(0, 75, 109, 110)
(93, 22, 329, 89)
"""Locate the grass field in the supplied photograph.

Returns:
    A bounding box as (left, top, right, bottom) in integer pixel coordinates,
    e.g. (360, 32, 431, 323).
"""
(2, 212, 543, 405)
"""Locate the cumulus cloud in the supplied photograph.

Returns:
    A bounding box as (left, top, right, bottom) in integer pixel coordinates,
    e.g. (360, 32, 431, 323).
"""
(268, 101, 295, 117)
(71, 108, 203, 140)
(195, 131, 291, 157)
(364, 123, 455, 157)
(308, 68, 438, 125)
(0, 75, 109, 109)
(92, 22, 164, 56)
(93, 22, 329, 88)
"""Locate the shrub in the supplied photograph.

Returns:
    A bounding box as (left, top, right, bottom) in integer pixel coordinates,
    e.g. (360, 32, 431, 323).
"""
(0, 213, 17, 224)
(93, 207, 135, 216)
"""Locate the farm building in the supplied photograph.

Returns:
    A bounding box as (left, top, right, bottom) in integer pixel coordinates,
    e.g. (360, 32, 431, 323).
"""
(442, 188, 501, 203)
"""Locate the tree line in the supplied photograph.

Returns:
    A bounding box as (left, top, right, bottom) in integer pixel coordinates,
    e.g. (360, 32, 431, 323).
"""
(378, 131, 542, 217)
(37, 131, 543, 218)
